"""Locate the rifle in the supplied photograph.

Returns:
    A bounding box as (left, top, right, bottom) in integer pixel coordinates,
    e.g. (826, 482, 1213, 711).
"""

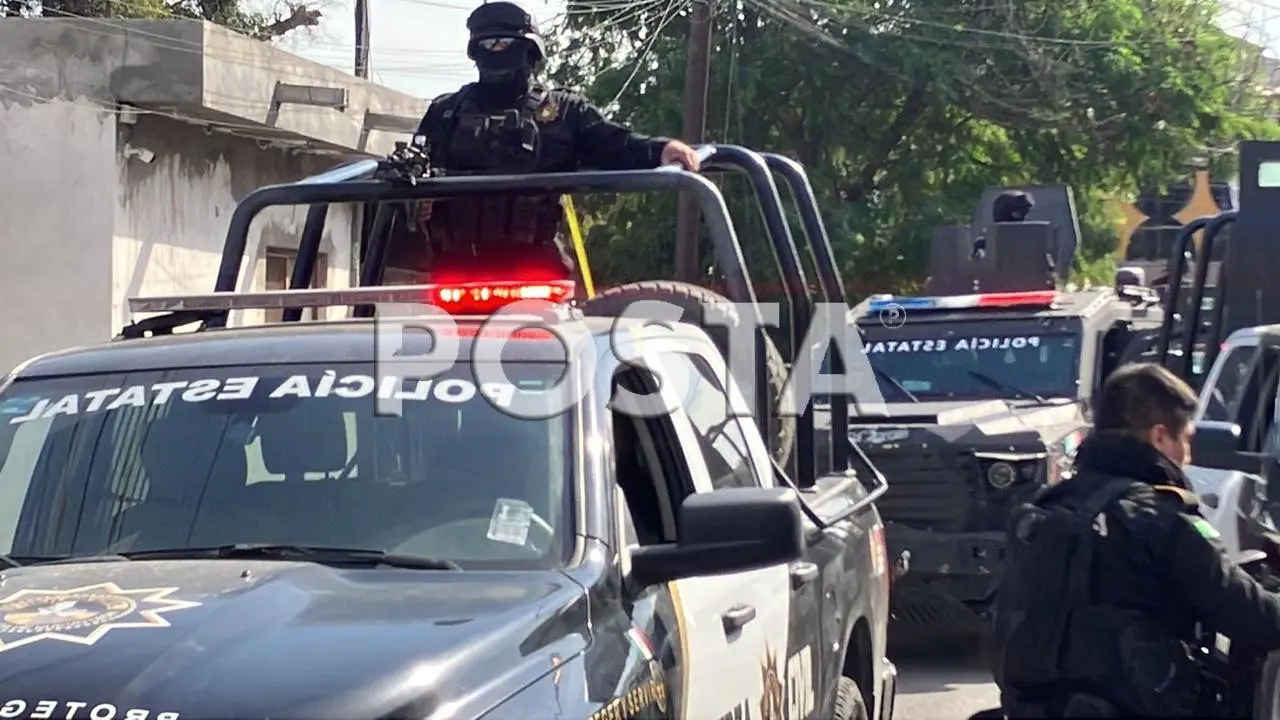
(375, 135, 438, 185)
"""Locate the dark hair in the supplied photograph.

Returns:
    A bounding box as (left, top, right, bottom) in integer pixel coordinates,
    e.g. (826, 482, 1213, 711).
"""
(1094, 363, 1198, 437)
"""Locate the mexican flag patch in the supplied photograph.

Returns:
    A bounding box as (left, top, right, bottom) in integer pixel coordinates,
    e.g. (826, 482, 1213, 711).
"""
(1192, 518, 1220, 540)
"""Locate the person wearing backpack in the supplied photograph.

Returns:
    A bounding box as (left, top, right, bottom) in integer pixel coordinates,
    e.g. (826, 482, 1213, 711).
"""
(989, 362, 1280, 718)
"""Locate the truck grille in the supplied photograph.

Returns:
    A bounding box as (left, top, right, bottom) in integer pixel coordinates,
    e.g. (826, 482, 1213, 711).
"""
(863, 447, 977, 532)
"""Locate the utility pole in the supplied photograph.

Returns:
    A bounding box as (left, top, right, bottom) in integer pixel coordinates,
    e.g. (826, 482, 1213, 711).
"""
(354, 0, 370, 78)
(674, 0, 714, 282)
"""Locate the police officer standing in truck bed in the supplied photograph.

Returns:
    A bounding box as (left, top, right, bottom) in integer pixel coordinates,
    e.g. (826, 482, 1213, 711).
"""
(992, 363, 1280, 717)
(413, 1, 700, 281)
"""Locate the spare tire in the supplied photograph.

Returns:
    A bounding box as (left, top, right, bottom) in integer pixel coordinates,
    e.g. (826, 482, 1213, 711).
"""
(580, 280, 795, 467)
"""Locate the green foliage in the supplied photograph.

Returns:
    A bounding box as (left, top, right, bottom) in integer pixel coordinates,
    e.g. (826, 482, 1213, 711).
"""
(551, 0, 1280, 298)
(3, 0, 317, 40)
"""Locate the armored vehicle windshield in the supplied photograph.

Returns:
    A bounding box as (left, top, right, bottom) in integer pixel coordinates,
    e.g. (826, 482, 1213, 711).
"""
(859, 321, 1081, 401)
(0, 361, 574, 570)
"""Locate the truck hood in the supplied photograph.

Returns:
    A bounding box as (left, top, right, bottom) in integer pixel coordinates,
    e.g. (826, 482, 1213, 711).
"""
(0, 559, 588, 720)
(847, 398, 1084, 448)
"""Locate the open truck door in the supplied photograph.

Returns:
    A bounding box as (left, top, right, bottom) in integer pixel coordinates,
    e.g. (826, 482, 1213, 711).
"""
(1150, 141, 1280, 718)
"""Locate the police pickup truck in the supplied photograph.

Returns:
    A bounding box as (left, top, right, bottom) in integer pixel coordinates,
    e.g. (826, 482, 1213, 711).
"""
(0, 284, 895, 720)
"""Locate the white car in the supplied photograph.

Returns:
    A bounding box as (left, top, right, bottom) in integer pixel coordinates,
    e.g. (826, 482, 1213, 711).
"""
(1187, 323, 1280, 565)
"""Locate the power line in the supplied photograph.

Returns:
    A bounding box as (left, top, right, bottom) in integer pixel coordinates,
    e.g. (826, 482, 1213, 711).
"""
(605, 0, 688, 109)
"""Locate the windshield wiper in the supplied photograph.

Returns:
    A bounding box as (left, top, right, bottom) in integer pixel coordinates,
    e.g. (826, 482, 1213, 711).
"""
(872, 366, 920, 403)
(966, 370, 1049, 404)
(120, 544, 461, 570)
(0, 554, 19, 569)
(20, 555, 130, 566)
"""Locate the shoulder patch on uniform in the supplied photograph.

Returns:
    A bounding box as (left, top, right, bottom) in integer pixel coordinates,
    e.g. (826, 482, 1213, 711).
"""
(1192, 517, 1220, 540)
(1153, 484, 1199, 508)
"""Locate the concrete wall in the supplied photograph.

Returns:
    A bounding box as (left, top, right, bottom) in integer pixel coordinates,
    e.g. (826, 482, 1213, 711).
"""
(0, 18, 429, 376)
(0, 19, 426, 156)
(113, 114, 358, 329)
(0, 99, 117, 377)
(0, 99, 359, 376)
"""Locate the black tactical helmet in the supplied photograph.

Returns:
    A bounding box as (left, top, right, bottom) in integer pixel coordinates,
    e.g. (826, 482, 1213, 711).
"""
(466, 1, 545, 63)
(992, 190, 1035, 222)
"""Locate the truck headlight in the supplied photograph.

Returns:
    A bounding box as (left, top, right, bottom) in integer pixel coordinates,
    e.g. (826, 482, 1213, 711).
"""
(976, 452, 1048, 489)
(988, 462, 1017, 489)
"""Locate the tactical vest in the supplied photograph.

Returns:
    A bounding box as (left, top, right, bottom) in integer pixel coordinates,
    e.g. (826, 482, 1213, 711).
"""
(426, 84, 565, 253)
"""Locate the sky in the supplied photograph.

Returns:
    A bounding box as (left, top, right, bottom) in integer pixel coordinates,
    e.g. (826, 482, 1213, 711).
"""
(1221, 0, 1280, 62)
(274, 0, 1280, 102)
(275, 0, 567, 100)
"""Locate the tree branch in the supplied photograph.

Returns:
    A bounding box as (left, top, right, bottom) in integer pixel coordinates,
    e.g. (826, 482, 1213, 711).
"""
(843, 85, 927, 203)
(254, 4, 321, 39)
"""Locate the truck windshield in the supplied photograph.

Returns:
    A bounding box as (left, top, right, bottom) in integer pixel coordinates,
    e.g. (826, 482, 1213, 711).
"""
(0, 362, 574, 569)
(861, 328, 1080, 400)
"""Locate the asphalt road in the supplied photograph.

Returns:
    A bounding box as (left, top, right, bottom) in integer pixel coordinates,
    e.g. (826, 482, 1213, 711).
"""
(894, 653, 1000, 720)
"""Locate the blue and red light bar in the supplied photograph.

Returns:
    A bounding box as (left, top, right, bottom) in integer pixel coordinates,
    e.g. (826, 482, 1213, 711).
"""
(867, 290, 1059, 314)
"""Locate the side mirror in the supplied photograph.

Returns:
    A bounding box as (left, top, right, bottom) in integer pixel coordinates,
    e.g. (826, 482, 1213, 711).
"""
(628, 487, 804, 587)
(1191, 423, 1259, 474)
(1202, 492, 1220, 509)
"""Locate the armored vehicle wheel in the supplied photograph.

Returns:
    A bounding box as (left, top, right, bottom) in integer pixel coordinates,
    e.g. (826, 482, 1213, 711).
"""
(580, 280, 795, 467)
(889, 579, 986, 656)
(834, 676, 870, 720)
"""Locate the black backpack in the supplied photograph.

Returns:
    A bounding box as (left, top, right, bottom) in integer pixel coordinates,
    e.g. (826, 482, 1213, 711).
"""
(992, 478, 1136, 692)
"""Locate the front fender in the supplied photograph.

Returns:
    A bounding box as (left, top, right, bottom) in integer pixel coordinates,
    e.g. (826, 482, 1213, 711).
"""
(479, 651, 670, 720)
(479, 653, 594, 720)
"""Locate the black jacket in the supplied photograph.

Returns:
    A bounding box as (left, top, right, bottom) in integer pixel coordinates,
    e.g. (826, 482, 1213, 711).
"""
(996, 433, 1280, 716)
(1043, 432, 1280, 655)
(402, 82, 669, 275)
(416, 83, 669, 172)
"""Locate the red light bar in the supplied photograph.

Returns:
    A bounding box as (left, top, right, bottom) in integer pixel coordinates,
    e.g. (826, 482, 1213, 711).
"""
(973, 290, 1060, 308)
(436, 325, 556, 340)
(428, 280, 575, 315)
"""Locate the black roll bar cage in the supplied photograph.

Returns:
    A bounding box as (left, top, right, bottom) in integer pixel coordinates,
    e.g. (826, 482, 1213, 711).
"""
(178, 143, 861, 485)
(1155, 211, 1235, 381)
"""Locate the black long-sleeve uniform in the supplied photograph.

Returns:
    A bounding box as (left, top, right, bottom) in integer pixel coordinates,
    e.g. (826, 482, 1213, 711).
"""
(417, 85, 669, 171)
(1065, 435, 1280, 649)
(406, 83, 669, 279)
(998, 431, 1280, 715)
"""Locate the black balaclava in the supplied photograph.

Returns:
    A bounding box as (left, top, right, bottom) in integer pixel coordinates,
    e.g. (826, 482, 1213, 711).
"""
(474, 39, 535, 90)
(466, 2, 544, 97)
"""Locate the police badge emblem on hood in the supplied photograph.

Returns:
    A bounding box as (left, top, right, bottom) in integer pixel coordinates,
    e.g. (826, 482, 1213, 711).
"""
(0, 560, 587, 720)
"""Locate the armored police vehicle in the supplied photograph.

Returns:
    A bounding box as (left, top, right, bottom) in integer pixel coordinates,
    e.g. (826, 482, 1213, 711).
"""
(836, 199, 1163, 642)
(963, 142, 1280, 720)
(0, 144, 897, 720)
